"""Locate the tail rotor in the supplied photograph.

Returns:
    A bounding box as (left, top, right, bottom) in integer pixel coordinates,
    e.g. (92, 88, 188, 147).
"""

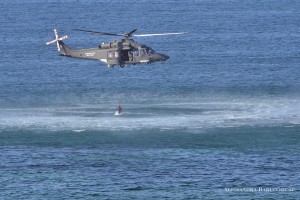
(46, 28, 68, 52)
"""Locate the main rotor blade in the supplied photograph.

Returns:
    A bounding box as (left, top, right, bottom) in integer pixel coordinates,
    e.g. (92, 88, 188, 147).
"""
(134, 32, 188, 37)
(73, 29, 123, 36)
(127, 28, 138, 36)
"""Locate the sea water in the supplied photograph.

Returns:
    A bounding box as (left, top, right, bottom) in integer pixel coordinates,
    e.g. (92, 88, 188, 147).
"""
(0, 0, 299, 199)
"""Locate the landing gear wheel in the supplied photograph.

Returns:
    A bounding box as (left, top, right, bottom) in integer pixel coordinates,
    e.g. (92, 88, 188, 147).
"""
(120, 65, 125, 68)
(108, 64, 114, 68)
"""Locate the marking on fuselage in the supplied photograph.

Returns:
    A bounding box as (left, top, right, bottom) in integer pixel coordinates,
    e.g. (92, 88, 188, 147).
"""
(85, 52, 96, 57)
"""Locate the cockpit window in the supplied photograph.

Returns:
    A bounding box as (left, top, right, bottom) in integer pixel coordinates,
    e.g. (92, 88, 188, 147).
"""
(146, 47, 156, 55)
(140, 47, 156, 57)
(140, 49, 146, 56)
(133, 49, 139, 56)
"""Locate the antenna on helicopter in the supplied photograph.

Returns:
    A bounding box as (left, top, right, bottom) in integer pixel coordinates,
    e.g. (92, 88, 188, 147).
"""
(46, 28, 68, 52)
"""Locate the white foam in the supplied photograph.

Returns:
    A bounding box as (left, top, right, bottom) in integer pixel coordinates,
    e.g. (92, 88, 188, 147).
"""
(73, 129, 86, 133)
(0, 95, 299, 131)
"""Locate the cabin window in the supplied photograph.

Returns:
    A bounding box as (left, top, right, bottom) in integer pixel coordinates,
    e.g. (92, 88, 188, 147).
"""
(108, 52, 114, 58)
(108, 51, 119, 59)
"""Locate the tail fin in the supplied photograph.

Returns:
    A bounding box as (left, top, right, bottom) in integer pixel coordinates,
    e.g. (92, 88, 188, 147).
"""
(58, 41, 72, 56)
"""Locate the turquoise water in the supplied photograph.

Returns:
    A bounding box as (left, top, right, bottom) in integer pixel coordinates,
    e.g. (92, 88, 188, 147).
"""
(0, 0, 299, 199)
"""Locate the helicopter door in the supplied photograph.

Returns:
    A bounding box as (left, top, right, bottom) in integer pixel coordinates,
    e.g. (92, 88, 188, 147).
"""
(120, 50, 135, 62)
(120, 50, 129, 61)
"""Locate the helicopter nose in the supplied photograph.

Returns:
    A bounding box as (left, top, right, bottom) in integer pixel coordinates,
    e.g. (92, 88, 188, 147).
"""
(160, 54, 169, 61)
(154, 53, 169, 61)
(150, 53, 169, 62)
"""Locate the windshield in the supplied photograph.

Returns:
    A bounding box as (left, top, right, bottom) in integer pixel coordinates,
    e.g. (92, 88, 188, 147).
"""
(146, 47, 156, 55)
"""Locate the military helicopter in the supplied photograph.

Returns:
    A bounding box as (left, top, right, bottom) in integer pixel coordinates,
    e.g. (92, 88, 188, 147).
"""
(46, 28, 187, 68)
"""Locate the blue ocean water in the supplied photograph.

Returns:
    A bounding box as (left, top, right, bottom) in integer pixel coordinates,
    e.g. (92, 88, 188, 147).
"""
(0, 0, 299, 199)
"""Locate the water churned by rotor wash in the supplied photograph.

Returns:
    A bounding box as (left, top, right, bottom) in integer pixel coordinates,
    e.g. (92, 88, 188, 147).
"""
(1, 95, 299, 132)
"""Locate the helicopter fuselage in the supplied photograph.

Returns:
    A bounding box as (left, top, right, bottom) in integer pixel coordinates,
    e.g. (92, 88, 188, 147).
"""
(58, 38, 169, 68)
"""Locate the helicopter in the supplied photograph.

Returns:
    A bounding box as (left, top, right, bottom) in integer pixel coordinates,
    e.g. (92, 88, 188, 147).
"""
(46, 28, 187, 68)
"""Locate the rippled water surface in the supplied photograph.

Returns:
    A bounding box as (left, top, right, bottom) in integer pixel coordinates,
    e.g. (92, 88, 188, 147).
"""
(0, 0, 299, 199)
